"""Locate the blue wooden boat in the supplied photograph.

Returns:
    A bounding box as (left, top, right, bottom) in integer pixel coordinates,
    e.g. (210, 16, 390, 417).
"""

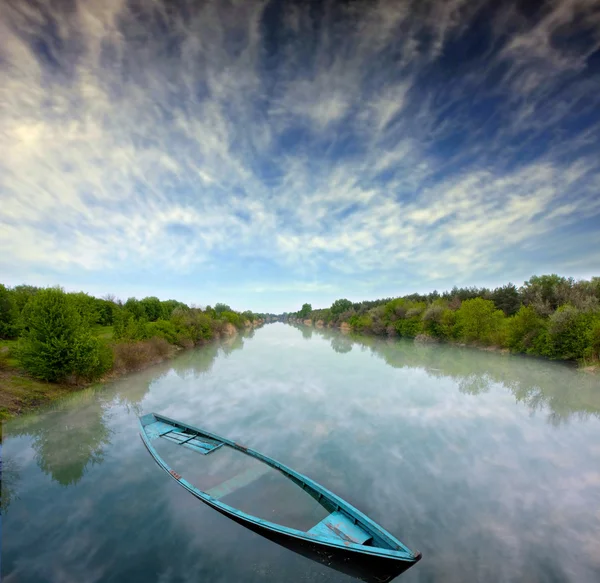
(139, 413, 421, 581)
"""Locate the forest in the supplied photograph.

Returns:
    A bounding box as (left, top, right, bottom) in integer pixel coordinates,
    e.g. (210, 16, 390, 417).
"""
(0, 284, 265, 418)
(287, 275, 600, 364)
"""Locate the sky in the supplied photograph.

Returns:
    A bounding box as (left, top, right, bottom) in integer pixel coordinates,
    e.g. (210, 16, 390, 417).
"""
(1, 0, 600, 313)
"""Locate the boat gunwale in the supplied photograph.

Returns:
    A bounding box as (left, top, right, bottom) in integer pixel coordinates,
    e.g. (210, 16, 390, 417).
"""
(139, 412, 420, 563)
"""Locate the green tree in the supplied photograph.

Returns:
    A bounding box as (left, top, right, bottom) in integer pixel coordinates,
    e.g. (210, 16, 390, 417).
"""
(68, 292, 100, 327)
(124, 297, 145, 320)
(0, 284, 18, 338)
(330, 299, 353, 318)
(491, 283, 521, 316)
(455, 298, 505, 343)
(546, 305, 592, 360)
(298, 303, 312, 319)
(214, 303, 232, 315)
(139, 296, 162, 321)
(18, 288, 112, 381)
(507, 306, 546, 353)
(520, 274, 567, 314)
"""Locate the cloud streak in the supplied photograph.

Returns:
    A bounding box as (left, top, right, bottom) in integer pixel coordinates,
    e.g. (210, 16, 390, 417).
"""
(1, 0, 599, 309)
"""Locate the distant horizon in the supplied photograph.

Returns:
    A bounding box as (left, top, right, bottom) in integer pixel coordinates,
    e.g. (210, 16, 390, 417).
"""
(2, 0, 600, 314)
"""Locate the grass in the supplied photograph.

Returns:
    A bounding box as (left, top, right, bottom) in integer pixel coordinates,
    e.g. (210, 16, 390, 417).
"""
(0, 370, 78, 420)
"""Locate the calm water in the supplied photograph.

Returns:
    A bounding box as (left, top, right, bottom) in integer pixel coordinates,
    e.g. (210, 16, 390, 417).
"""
(3, 323, 600, 582)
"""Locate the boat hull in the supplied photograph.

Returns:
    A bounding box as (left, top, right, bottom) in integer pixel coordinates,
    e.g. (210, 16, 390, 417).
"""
(139, 413, 421, 580)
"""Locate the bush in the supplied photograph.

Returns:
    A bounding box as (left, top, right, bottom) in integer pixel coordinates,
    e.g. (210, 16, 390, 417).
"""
(0, 284, 18, 339)
(507, 306, 546, 353)
(422, 305, 445, 337)
(348, 314, 373, 333)
(455, 298, 505, 344)
(111, 338, 171, 373)
(546, 305, 592, 360)
(220, 310, 242, 329)
(145, 319, 179, 344)
(587, 320, 600, 361)
(17, 288, 110, 382)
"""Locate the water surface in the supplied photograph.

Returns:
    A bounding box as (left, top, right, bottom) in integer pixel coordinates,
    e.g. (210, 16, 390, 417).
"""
(3, 324, 600, 582)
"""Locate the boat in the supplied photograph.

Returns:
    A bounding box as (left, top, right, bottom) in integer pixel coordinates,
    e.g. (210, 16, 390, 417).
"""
(139, 413, 422, 581)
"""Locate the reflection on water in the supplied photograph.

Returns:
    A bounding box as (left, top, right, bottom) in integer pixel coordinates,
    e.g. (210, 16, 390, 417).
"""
(309, 325, 600, 425)
(3, 325, 600, 583)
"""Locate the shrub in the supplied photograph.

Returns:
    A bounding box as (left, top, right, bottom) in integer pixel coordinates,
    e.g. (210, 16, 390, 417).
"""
(0, 284, 18, 339)
(17, 288, 110, 382)
(587, 320, 600, 361)
(422, 305, 445, 337)
(455, 298, 505, 344)
(111, 338, 171, 373)
(507, 306, 546, 353)
(146, 319, 179, 344)
(546, 305, 592, 360)
(440, 309, 459, 339)
(348, 314, 373, 333)
(220, 310, 242, 329)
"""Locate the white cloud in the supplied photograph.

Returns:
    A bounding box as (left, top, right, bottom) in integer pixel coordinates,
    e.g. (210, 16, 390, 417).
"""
(1, 0, 599, 303)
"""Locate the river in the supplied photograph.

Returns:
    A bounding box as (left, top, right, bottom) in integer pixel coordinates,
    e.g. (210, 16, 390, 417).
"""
(3, 323, 600, 582)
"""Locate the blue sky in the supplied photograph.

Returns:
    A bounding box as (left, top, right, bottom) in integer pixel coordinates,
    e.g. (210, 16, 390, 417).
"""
(1, 0, 600, 313)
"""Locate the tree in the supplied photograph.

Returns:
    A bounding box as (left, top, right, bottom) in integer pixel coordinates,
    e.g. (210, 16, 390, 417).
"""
(491, 283, 521, 316)
(330, 299, 353, 318)
(506, 306, 546, 353)
(18, 288, 112, 382)
(124, 297, 146, 320)
(214, 303, 232, 315)
(0, 284, 18, 338)
(139, 296, 162, 321)
(520, 274, 567, 314)
(298, 303, 312, 319)
(455, 298, 505, 343)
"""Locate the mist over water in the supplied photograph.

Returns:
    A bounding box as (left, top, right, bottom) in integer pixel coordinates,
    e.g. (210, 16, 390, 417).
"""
(3, 324, 600, 582)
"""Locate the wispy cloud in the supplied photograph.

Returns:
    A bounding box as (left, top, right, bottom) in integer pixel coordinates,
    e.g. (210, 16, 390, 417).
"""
(1, 0, 599, 310)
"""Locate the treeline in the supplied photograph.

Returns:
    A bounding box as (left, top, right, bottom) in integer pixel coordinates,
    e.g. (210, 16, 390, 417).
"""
(287, 275, 600, 363)
(0, 283, 265, 383)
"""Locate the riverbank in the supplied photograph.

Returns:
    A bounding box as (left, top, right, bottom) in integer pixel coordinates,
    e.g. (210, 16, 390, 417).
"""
(0, 321, 259, 420)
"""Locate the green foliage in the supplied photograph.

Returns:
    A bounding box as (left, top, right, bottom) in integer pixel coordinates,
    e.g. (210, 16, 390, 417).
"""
(17, 288, 111, 381)
(0, 284, 19, 339)
(242, 310, 255, 322)
(587, 320, 600, 361)
(348, 314, 372, 332)
(96, 299, 116, 326)
(145, 319, 180, 344)
(11, 285, 40, 313)
(297, 303, 312, 319)
(124, 298, 146, 320)
(220, 310, 242, 329)
(546, 305, 591, 360)
(139, 296, 162, 321)
(330, 299, 353, 319)
(455, 298, 505, 344)
(170, 308, 213, 343)
(491, 283, 521, 316)
(422, 304, 446, 337)
(68, 292, 100, 327)
(214, 303, 232, 315)
(507, 306, 546, 353)
(520, 274, 567, 315)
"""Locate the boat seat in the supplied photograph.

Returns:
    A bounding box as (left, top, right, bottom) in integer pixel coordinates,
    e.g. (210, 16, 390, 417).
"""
(205, 465, 271, 500)
(147, 421, 223, 455)
(307, 511, 372, 544)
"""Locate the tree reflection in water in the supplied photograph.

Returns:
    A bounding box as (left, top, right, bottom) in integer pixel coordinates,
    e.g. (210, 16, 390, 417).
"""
(308, 325, 600, 424)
